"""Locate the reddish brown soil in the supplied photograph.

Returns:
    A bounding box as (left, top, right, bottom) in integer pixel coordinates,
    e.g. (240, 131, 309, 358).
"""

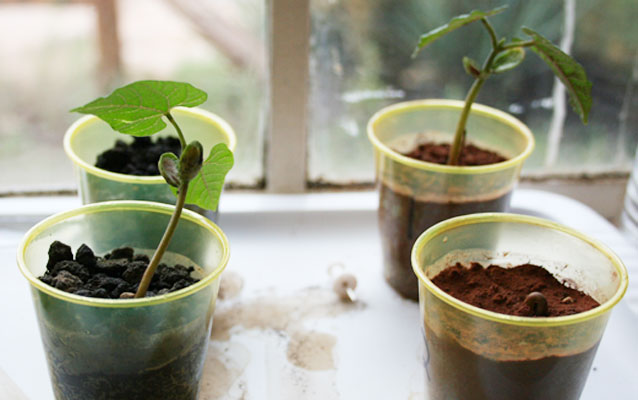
(404, 142, 507, 165)
(431, 263, 600, 317)
(424, 323, 599, 400)
(379, 142, 510, 300)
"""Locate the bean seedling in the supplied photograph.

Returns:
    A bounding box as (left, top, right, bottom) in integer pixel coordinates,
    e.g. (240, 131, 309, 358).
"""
(72, 80, 233, 297)
(412, 5, 592, 165)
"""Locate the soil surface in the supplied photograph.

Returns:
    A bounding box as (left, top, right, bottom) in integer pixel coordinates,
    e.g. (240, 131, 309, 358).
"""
(431, 263, 600, 317)
(404, 142, 507, 165)
(39, 241, 199, 298)
(96, 136, 181, 176)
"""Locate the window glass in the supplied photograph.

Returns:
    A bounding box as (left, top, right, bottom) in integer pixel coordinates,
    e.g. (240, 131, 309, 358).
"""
(0, 0, 266, 191)
(308, 0, 638, 184)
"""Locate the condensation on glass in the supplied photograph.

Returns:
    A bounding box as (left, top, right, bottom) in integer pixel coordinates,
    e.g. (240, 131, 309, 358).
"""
(0, 0, 266, 191)
(308, 0, 638, 184)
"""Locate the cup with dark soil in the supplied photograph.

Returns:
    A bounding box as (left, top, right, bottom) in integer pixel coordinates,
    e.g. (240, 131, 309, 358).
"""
(411, 213, 628, 400)
(367, 99, 534, 300)
(17, 200, 230, 400)
(64, 107, 236, 219)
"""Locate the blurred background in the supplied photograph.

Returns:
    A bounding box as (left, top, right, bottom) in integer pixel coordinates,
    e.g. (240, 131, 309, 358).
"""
(0, 0, 267, 190)
(1, 0, 636, 191)
(308, 0, 638, 183)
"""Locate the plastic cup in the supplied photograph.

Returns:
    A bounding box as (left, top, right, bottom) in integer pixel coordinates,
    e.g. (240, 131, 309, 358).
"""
(411, 213, 628, 400)
(17, 201, 230, 400)
(367, 99, 534, 300)
(63, 107, 237, 220)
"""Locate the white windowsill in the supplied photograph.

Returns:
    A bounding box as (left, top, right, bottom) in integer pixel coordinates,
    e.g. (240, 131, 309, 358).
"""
(1, 189, 637, 399)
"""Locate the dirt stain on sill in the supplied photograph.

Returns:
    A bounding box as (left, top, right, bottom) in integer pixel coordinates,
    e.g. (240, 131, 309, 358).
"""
(217, 271, 244, 301)
(211, 287, 364, 343)
(287, 330, 337, 371)
(204, 285, 364, 398)
(199, 342, 250, 400)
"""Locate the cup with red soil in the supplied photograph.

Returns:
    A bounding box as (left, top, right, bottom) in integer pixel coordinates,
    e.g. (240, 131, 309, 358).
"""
(64, 107, 236, 220)
(411, 213, 628, 400)
(17, 201, 230, 400)
(367, 99, 534, 300)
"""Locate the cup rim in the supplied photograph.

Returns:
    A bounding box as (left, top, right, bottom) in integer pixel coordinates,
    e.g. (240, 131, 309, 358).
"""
(411, 212, 629, 327)
(63, 107, 237, 184)
(16, 200, 230, 308)
(367, 99, 535, 175)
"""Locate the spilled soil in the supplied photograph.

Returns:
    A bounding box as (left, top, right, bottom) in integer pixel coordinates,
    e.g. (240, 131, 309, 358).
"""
(286, 330, 337, 371)
(202, 286, 363, 398)
(211, 287, 363, 343)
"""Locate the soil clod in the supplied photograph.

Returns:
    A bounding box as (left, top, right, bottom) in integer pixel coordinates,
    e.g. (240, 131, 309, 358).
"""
(333, 273, 358, 302)
(46, 240, 73, 271)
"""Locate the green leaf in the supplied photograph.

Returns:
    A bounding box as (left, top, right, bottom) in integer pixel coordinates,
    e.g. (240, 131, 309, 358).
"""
(491, 47, 525, 73)
(462, 56, 481, 78)
(182, 143, 234, 211)
(70, 80, 207, 136)
(412, 5, 508, 57)
(158, 153, 180, 188)
(522, 27, 592, 123)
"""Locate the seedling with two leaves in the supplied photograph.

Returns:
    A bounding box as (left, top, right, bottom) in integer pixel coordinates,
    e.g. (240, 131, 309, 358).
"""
(72, 80, 233, 298)
(412, 5, 592, 165)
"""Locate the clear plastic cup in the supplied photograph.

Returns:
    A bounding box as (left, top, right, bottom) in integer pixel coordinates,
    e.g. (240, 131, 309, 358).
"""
(367, 99, 534, 300)
(411, 213, 628, 400)
(64, 107, 237, 220)
(17, 201, 230, 400)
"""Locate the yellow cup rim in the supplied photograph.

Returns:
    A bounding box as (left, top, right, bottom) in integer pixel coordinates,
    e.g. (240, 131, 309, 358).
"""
(63, 107, 237, 184)
(16, 200, 230, 308)
(411, 212, 629, 327)
(367, 99, 535, 175)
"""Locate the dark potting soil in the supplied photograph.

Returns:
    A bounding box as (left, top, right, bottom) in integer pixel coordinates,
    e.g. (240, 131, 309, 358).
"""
(39, 241, 199, 299)
(379, 141, 511, 300)
(96, 136, 181, 176)
(424, 263, 600, 400)
(49, 336, 207, 400)
(431, 263, 600, 317)
(404, 142, 507, 165)
(424, 324, 600, 400)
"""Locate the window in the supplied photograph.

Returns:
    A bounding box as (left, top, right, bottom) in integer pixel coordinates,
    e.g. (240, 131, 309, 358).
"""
(308, 0, 638, 184)
(0, 0, 266, 191)
(1, 0, 636, 202)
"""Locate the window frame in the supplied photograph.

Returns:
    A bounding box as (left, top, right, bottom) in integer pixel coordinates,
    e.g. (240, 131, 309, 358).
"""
(0, 0, 632, 221)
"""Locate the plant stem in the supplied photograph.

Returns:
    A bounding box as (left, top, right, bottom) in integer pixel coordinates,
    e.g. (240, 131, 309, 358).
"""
(134, 181, 189, 298)
(166, 112, 186, 149)
(481, 18, 499, 48)
(447, 18, 501, 166)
